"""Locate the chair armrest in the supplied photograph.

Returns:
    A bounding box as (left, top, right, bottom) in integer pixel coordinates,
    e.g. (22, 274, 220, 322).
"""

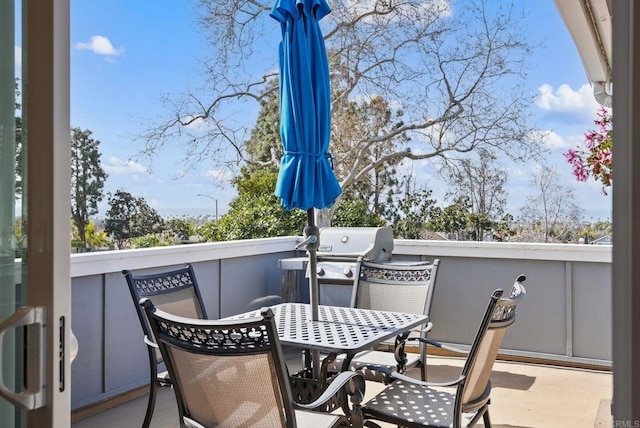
(411, 337, 469, 355)
(143, 335, 159, 349)
(388, 371, 467, 388)
(294, 371, 365, 411)
(418, 321, 433, 334)
(361, 365, 466, 388)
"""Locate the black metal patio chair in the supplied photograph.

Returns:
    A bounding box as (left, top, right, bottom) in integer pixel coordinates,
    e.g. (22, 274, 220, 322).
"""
(327, 259, 440, 382)
(122, 263, 208, 428)
(361, 275, 526, 428)
(141, 300, 366, 428)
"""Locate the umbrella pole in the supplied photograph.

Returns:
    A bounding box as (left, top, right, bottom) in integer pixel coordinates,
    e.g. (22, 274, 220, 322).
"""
(304, 208, 321, 379)
(305, 209, 320, 320)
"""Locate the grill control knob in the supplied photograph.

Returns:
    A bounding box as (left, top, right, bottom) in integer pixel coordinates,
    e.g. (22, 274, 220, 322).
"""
(343, 268, 353, 277)
(317, 267, 325, 276)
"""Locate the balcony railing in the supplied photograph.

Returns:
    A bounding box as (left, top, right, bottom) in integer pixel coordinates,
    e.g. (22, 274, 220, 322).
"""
(68, 237, 611, 410)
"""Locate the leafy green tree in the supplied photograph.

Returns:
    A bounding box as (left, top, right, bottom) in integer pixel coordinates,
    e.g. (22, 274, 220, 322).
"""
(331, 198, 386, 228)
(71, 219, 111, 251)
(130, 234, 172, 249)
(386, 174, 437, 239)
(70, 127, 108, 247)
(200, 168, 306, 241)
(84, 221, 111, 248)
(245, 80, 282, 166)
(427, 197, 472, 240)
(493, 214, 516, 242)
(165, 217, 199, 241)
(199, 167, 389, 241)
(104, 190, 164, 249)
(392, 192, 437, 240)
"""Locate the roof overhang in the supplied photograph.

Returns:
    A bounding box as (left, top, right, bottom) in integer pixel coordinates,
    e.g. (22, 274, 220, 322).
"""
(553, 0, 612, 106)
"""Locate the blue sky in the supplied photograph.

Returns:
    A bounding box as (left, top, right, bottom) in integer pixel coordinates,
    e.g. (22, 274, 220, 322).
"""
(49, 0, 611, 221)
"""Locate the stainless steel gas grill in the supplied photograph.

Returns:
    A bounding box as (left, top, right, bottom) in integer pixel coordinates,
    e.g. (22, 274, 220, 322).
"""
(278, 226, 395, 305)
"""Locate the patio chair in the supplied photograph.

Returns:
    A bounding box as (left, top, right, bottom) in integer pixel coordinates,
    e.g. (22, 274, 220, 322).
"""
(140, 300, 366, 428)
(327, 259, 440, 382)
(122, 263, 208, 428)
(361, 275, 526, 428)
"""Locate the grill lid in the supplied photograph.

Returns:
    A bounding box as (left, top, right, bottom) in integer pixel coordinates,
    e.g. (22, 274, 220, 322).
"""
(317, 227, 394, 262)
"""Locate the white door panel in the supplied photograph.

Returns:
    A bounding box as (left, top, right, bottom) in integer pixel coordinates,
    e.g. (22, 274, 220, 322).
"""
(0, 1, 71, 426)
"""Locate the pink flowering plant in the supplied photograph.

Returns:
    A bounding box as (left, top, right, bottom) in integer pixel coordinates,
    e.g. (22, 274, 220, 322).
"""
(564, 107, 612, 193)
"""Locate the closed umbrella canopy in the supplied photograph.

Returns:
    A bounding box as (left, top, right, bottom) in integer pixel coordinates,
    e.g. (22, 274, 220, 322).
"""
(272, 0, 341, 211)
(272, 0, 340, 378)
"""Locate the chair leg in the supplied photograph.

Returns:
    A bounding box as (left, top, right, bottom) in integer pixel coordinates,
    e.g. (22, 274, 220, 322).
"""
(420, 344, 427, 381)
(482, 408, 492, 428)
(142, 380, 158, 428)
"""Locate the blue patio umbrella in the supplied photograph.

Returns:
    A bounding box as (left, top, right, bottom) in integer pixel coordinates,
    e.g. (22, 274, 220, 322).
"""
(272, 0, 341, 326)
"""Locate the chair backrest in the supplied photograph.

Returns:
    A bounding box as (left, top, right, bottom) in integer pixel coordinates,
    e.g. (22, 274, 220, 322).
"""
(141, 300, 297, 428)
(458, 275, 526, 412)
(122, 264, 208, 360)
(350, 260, 440, 319)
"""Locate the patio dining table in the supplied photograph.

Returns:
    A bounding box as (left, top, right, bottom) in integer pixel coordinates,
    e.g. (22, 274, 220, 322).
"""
(224, 302, 427, 397)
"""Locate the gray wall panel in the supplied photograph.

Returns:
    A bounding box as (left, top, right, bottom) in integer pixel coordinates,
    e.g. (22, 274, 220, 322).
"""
(427, 257, 568, 355)
(104, 271, 148, 392)
(219, 253, 286, 318)
(191, 261, 221, 319)
(572, 262, 612, 360)
(70, 275, 105, 408)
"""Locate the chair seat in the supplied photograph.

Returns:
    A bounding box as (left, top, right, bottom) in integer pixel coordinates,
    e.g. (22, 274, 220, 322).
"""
(184, 409, 341, 428)
(327, 350, 421, 382)
(295, 409, 342, 427)
(363, 379, 476, 428)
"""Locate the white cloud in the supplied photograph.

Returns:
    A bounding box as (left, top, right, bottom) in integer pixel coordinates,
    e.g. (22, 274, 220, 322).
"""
(534, 83, 600, 117)
(536, 130, 564, 150)
(104, 157, 148, 175)
(15, 46, 21, 68)
(75, 35, 124, 56)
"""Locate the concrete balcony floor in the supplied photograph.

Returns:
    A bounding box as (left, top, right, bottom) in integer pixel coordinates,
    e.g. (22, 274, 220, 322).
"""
(71, 355, 612, 428)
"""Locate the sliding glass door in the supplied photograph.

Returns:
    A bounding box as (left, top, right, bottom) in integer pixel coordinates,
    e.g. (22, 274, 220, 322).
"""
(0, 0, 25, 425)
(0, 1, 71, 426)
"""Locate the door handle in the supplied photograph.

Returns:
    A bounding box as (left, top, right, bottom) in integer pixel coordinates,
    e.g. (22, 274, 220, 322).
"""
(0, 306, 46, 410)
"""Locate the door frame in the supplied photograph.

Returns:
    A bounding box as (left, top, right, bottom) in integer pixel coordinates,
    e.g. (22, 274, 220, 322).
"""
(23, 0, 71, 426)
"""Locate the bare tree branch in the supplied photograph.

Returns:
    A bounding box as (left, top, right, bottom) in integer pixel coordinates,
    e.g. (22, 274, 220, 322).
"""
(139, 0, 545, 197)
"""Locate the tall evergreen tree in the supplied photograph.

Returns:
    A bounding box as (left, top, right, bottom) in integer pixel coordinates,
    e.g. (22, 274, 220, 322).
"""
(70, 127, 108, 248)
